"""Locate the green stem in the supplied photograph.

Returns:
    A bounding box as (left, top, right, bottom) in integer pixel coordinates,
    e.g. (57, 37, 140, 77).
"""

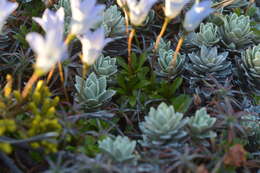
(80, 63, 89, 95)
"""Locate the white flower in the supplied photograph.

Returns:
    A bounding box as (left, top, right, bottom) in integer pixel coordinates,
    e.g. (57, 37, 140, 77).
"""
(117, 0, 127, 8)
(27, 8, 66, 74)
(79, 28, 111, 65)
(26, 31, 67, 74)
(0, 0, 18, 32)
(33, 8, 65, 35)
(165, 0, 191, 19)
(183, 0, 214, 32)
(126, 0, 158, 26)
(70, 0, 105, 36)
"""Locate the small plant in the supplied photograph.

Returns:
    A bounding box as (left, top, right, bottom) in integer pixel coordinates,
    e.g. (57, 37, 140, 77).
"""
(74, 73, 116, 109)
(155, 38, 186, 78)
(139, 102, 187, 147)
(185, 46, 232, 85)
(157, 49, 186, 78)
(219, 13, 254, 49)
(149, 77, 192, 113)
(98, 136, 137, 163)
(241, 114, 260, 136)
(0, 80, 61, 153)
(241, 113, 260, 150)
(27, 81, 62, 153)
(93, 54, 117, 77)
(0, 119, 16, 153)
(156, 38, 171, 52)
(191, 22, 220, 47)
(187, 108, 216, 139)
(101, 5, 125, 37)
(115, 53, 151, 107)
(115, 52, 192, 111)
(239, 44, 260, 95)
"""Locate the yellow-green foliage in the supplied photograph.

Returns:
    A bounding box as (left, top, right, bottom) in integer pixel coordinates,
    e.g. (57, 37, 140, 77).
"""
(0, 79, 62, 153)
(27, 81, 61, 153)
(0, 119, 16, 153)
(0, 142, 12, 154)
(0, 119, 16, 136)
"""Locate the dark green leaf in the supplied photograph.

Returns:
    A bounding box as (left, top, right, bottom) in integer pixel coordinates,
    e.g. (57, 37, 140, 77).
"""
(171, 94, 192, 113)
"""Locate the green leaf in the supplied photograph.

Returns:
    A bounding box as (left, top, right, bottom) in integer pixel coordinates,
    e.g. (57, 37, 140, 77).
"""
(252, 28, 260, 36)
(129, 96, 136, 107)
(138, 52, 147, 69)
(254, 95, 260, 105)
(82, 135, 100, 157)
(116, 74, 127, 89)
(135, 80, 150, 89)
(117, 57, 129, 70)
(234, 8, 241, 16)
(171, 77, 183, 95)
(245, 7, 256, 17)
(171, 94, 192, 113)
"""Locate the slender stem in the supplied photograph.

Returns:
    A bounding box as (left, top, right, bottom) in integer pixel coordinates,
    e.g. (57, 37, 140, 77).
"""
(65, 33, 76, 45)
(169, 36, 185, 69)
(58, 62, 70, 102)
(46, 33, 76, 101)
(58, 62, 64, 83)
(154, 17, 170, 51)
(80, 63, 89, 95)
(123, 9, 129, 34)
(44, 34, 76, 83)
(82, 63, 89, 80)
(46, 65, 55, 84)
(128, 28, 136, 69)
(22, 72, 39, 98)
(54, 33, 76, 83)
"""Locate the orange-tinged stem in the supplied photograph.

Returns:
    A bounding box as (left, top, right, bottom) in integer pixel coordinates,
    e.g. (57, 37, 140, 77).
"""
(65, 33, 76, 45)
(51, 33, 75, 84)
(123, 9, 129, 34)
(170, 36, 184, 68)
(47, 66, 55, 84)
(45, 34, 75, 101)
(22, 72, 39, 98)
(154, 17, 170, 51)
(58, 62, 64, 83)
(128, 28, 136, 69)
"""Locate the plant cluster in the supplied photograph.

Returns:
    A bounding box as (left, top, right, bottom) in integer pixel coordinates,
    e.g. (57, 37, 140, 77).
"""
(0, 0, 259, 173)
(0, 79, 61, 155)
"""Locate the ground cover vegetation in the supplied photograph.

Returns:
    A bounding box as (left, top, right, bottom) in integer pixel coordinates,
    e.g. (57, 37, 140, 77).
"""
(0, 0, 259, 172)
